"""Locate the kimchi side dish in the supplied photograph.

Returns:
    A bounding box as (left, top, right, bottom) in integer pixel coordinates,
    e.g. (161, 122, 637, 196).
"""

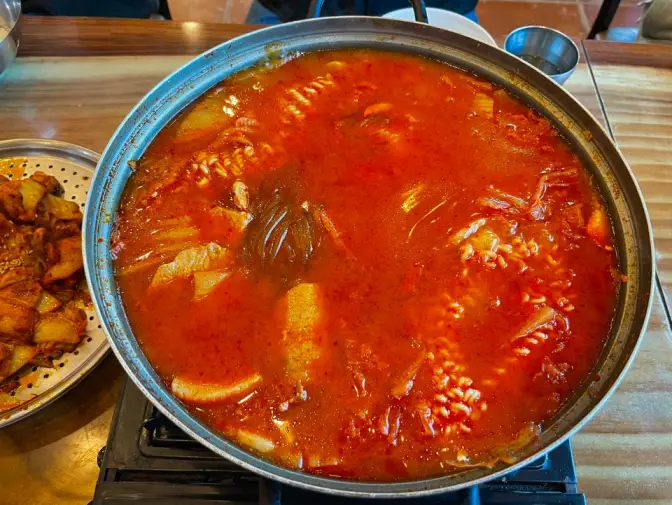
(0, 169, 88, 405)
(112, 50, 621, 481)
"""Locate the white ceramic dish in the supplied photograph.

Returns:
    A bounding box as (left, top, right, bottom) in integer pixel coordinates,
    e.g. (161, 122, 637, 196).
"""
(383, 7, 497, 46)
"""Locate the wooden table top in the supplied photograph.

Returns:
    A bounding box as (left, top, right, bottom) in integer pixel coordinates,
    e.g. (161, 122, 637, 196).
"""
(1, 17, 671, 505)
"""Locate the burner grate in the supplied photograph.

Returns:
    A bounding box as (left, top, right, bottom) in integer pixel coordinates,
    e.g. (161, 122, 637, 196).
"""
(144, 412, 213, 452)
(93, 377, 586, 505)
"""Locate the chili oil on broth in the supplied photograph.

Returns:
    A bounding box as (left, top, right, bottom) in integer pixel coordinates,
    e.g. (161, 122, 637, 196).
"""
(112, 49, 620, 481)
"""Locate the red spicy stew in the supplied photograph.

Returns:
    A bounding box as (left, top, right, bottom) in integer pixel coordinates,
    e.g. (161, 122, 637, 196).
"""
(112, 49, 620, 481)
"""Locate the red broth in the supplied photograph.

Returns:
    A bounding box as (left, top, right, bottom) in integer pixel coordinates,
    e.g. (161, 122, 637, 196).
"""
(113, 50, 620, 481)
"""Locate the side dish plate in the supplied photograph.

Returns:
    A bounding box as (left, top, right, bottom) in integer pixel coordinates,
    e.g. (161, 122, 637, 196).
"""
(0, 139, 108, 428)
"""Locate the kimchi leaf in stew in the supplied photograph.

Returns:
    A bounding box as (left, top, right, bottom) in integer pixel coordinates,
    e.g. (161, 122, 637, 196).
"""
(113, 50, 620, 481)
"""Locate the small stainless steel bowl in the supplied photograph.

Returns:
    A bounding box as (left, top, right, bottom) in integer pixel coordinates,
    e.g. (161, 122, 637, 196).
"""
(504, 26, 579, 85)
(0, 0, 20, 77)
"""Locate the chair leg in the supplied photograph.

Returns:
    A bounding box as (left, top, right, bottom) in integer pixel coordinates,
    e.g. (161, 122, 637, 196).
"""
(158, 0, 172, 20)
(587, 0, 622, 38)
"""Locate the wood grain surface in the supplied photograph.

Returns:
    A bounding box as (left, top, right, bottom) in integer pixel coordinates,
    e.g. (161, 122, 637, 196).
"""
(565, 59, 609, 130)
(0, 356, 122, 505)
(585, 42, 672, 308)
(584, 40, 672, 67)
(0, 55, 191, 153)
(573, 290, 672, 503)
(17, 17, 257, 57)
(16, 11, 587, 58)
(476, 1, 586, 42)
(0, 19, 671, 505)
(578, 42, 672, 501)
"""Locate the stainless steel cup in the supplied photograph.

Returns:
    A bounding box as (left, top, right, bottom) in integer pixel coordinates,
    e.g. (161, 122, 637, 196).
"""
(0, 0, 20, 78)
(504, 26, 580, 85)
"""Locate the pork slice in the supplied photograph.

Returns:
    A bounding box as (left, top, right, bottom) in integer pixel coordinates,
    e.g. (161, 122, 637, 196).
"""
(150, 243, 234, 287)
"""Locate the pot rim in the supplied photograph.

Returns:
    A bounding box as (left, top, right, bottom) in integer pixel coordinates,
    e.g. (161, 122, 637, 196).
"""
(84, 16, 654, 498)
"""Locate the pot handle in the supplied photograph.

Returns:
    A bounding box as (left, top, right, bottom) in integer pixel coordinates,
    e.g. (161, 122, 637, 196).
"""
(307, 0, 429, 23)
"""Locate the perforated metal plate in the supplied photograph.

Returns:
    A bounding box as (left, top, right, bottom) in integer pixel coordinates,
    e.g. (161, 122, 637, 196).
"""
(0, 139, 108, 427)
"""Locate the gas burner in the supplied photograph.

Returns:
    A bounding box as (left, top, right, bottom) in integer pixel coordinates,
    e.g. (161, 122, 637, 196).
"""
(92, 378, 586, 504)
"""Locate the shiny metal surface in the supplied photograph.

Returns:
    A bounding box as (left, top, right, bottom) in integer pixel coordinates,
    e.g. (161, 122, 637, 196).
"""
(83, 17, 654, 498)
(504, 25, 580, 85)
(0, 0, 19, 77)
(0, 139, 109, 428)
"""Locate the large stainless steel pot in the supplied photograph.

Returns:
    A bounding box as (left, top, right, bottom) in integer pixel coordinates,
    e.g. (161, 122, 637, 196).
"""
(83, 15, 654, 498)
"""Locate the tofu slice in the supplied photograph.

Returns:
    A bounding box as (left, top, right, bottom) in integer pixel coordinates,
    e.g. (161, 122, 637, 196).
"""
(283, 283, 323, 382)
